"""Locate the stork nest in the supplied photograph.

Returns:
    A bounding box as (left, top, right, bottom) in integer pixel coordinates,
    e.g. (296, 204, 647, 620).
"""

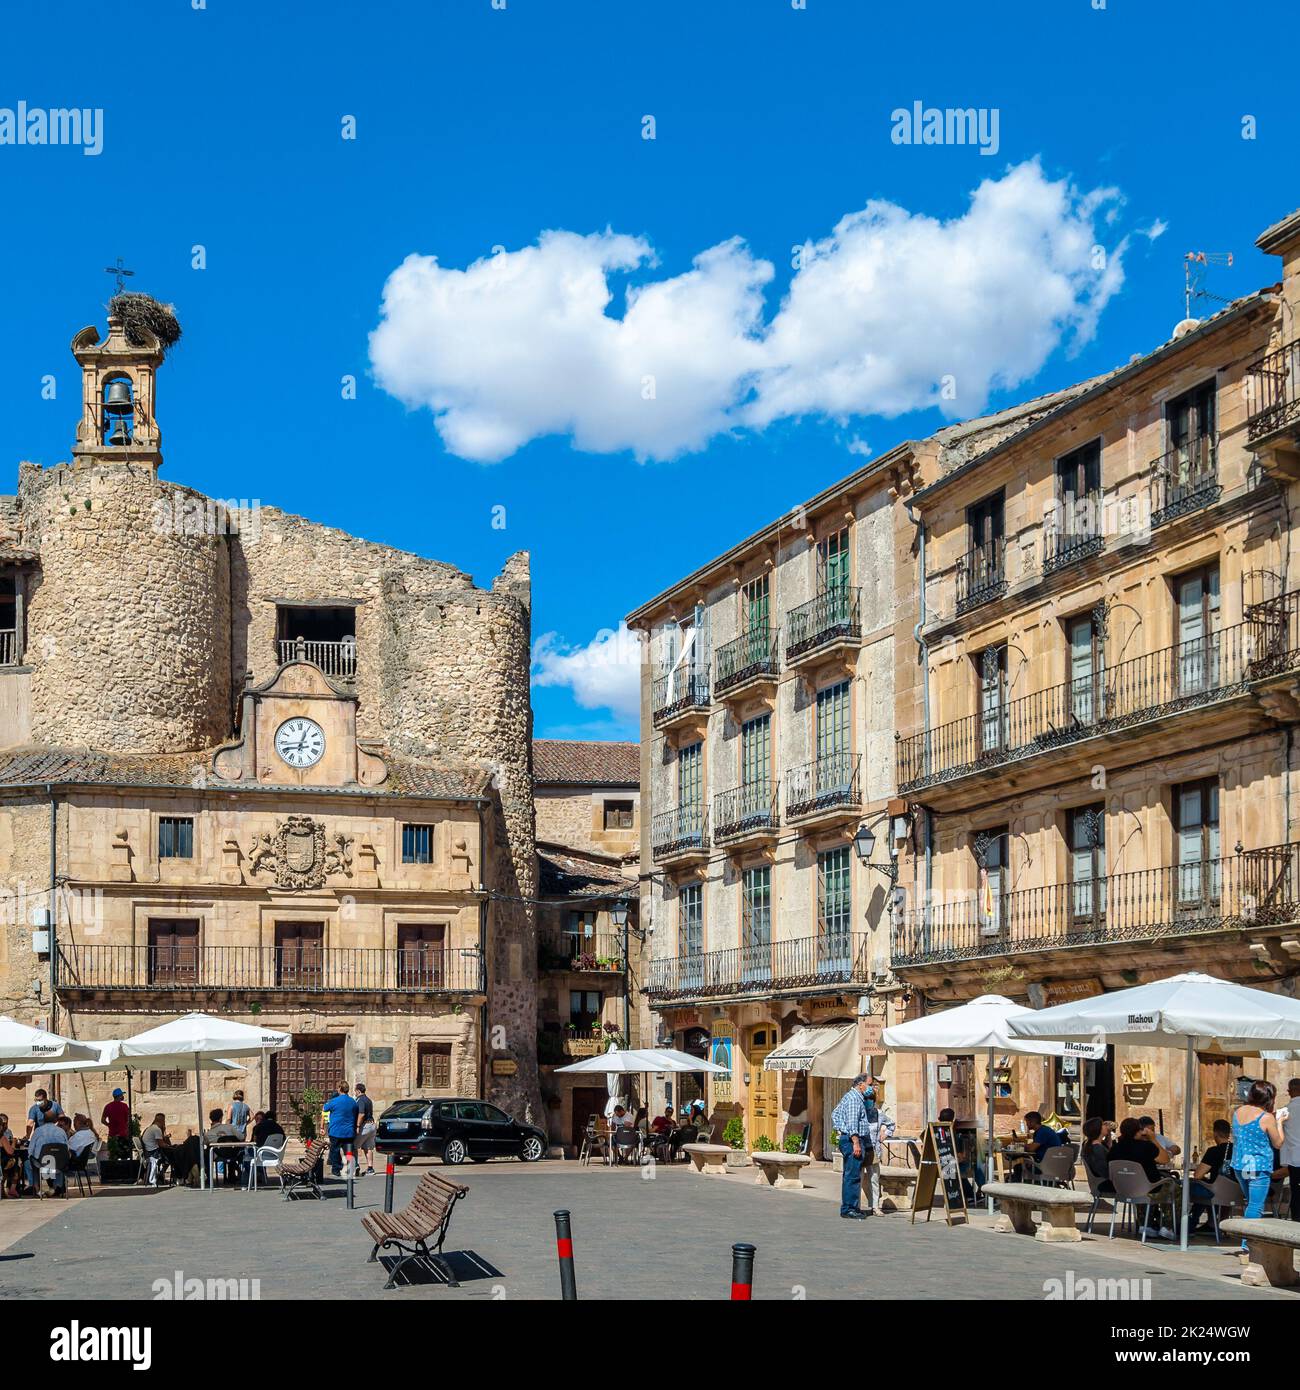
(108, 293, 182, 353)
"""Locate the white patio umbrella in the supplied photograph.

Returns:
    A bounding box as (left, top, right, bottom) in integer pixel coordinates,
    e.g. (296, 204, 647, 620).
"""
(0, 1016, 99, 1067)
(1007, 972, 1300, 1250)
(118, 1013, 290, 1190)
(882, 995, 1104, 1211)
(605, 1042, 624, 1118)
(556, 1046, 728, 1142)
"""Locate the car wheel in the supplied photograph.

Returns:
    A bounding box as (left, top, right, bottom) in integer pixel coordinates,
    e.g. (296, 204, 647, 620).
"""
(391, 1154, 413, 1166)
(442, 1138, 468, 1166)
(519, 1135, 545, 1162)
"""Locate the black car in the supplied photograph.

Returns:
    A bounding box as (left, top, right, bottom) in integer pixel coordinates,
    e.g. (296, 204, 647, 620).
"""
(376, 1097, 547, 1165)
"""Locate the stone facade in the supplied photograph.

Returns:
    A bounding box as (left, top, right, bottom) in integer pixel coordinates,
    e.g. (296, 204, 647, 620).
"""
(0, 307, 543, 1136)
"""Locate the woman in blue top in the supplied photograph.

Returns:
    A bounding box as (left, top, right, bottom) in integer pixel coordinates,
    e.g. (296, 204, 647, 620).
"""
(1231, 1080, 1284, 1240)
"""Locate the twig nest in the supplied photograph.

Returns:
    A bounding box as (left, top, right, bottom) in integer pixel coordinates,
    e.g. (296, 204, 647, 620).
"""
(109, 292, 182, 353)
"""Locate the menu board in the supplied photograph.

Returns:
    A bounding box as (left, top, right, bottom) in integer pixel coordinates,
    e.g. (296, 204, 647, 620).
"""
(910, 1121, 969, 1227)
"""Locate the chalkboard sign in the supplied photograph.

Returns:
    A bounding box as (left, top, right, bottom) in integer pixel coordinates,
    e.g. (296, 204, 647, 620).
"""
(910, 1121, 969, 1226)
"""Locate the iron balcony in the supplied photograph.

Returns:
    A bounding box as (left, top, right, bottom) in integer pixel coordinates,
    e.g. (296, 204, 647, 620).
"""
(785, 587, 862, 664)
(1041, 520, 1105, 576)
(650, 803, 709, 861)
(713, 782, 779, 842)
(714, 627, 779, 697)
(955, 538, 1007, 615)
(1245, 337, 1300, 444)
(786, 751, 861, 821)
(647, 930, 871, 1002)
(651, 670, 710, 729)
(891, 844, 1300, 967)
(538, 929, 627, 973)
(1150, 434, 1220, 527)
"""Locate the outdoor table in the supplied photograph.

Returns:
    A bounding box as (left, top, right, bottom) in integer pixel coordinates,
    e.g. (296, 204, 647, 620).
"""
(204, 1140, 253, 1190)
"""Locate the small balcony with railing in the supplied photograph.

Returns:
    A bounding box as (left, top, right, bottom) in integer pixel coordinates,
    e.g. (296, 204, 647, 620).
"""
(785, 751, 861, 826)
(712, 781, 779, 848)
(538, 927, 626, 974)
(1150, 434, 1220, 527)
(891, 844, 1300, 969)
(955, 539, 1007, 615)
(647, 930, 870, 1003)
(1245, 337, 1300, 453)
(650, 803, 709, 864)
(1041, 515, 1105, 577)
(54, 944, 485, 998)
(785, 587, 862, 668)
(651, 669, 710, 730)
(714, 627, 779, 701)
(897, 609, 1300, 797)
(277, 636, 357, 682)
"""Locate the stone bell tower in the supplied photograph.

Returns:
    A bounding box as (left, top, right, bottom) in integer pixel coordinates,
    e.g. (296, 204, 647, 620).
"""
(70, 310, 165, 473)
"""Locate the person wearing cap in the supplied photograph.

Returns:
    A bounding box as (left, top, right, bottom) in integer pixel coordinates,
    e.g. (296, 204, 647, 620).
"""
(101, 1088, 131, 1142)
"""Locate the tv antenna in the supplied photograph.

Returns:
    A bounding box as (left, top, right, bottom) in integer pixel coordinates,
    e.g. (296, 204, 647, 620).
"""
(1184, 250, 1233, 318)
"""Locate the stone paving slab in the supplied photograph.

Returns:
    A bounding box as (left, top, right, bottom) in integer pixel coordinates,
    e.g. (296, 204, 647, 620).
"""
(0, 1161, 1290, 1301)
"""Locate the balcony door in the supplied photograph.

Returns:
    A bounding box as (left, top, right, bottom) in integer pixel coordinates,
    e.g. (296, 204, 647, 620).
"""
(817, 845, 852, 973)
(741, 865, 772, 984)
(1067, 612, 1105, 726)
(967, 493, 1005, 584)
(977, 646, 1008, 754)
(1175, 566, 1220, 696)
(148, 919, 199, 985)
(741, 573, 770, 665)
(817, 528, 850, 593)
(974, 828, 1009, 937)
(679, 883, 703, 992)
(398, 923, 446, 988)
(1174, 780, 1220, 913)
(1067, 807, 1106, 934)
(815, 680, 851, 794)
(1056, 440, 1101, 539)
(275, 921, 324, 989)
(740, 713, 771, 814)
(1167, 379, 1216, 489)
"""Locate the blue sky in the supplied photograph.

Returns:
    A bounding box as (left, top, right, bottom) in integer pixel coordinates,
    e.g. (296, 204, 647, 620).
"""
(1, 0, 1295, 741)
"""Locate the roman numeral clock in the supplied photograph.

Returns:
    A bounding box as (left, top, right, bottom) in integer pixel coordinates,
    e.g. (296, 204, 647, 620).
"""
(274, 716, 325, 769)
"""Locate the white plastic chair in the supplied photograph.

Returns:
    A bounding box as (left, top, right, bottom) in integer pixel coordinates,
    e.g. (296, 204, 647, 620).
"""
(247, 1132, 288, 1191)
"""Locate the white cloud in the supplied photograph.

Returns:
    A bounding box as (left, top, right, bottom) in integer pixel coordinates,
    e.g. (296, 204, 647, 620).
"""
(531, 622, 642, 720)
(1142, 218, 1168, 241)
(370, 160, 1127, 462)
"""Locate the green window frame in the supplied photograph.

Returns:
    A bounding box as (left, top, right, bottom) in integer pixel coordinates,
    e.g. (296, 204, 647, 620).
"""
(741, 714, 771, 792)
(815, 680, 850, 762)
(678, 741, 703, 808)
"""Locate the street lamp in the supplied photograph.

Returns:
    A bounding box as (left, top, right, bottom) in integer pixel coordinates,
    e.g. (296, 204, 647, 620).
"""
(610, 897, 631, 1044)
(853, 819, 897, 882)
(610, 899, 630, 928)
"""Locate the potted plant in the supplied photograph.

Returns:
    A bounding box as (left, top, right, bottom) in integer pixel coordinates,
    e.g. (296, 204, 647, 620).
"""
(830, 1127, 843, 1172)
(781, 1133, 804, 1154)
(752, 1135, 776, 1153)
(98, 1131, 141, 1183)
(288, 1086, 323, 1142)
(722, 1114, 750, 1168)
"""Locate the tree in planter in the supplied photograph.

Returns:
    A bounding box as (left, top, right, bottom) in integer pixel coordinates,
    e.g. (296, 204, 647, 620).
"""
(287, 1086, 324, 1141)
(722, 1116, 746, 1150)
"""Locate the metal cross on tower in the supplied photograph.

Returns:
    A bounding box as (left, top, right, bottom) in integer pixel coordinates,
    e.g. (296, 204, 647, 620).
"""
(104, 257, 135, 295)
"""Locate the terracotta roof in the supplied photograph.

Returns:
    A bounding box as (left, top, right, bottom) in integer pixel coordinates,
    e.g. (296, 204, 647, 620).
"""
(537, 841, 634, 898)
(0, 746, 489, 800)
(533, 739, 639, 787)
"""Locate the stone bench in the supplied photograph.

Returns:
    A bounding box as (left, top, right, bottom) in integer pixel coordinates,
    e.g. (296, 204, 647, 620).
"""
(682, 1143, 731, 1177)
(877, 1165, 918, 1211)
(982, 1180, 1094, 1243)
(750, 1152, 812, 1190)
(1221, 1219, 1300, 1289)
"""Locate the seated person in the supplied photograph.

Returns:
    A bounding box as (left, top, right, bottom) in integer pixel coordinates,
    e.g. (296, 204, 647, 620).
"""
(251, 1110, 286, 1148)
(1138, 1114, 1180, 1158)
(651, 1105, 676, 1136)
(26, 1105, 69, 1193)
(1081, 1116, 1115, 1193)
(68, 1114, 100, 1160)
(1024, 1110, 1066, 1162)
(1188, 1119, 1232, 1232)
(202, 1108, 243, 1184)
(0, 1113, 18, 1196)
(1110, 1116, 1177, 1236)
(608, 1105, 635, 1131)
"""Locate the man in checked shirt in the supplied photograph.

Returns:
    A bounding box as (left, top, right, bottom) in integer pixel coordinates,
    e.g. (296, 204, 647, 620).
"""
(831, 1073, 876, 1219)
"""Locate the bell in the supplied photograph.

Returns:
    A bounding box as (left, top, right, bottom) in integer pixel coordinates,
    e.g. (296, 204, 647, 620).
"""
(103, 379, 133, 415)
(106, 417, 130, 447)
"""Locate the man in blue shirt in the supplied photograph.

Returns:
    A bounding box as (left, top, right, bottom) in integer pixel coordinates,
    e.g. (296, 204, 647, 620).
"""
(27, 1109, 69, 1194)
(831, 1073, 876, 1220)
(321, 1082, 360, 1177)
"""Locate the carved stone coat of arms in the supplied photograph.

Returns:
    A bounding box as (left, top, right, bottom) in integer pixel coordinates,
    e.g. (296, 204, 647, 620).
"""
(247, 815, 353, 890)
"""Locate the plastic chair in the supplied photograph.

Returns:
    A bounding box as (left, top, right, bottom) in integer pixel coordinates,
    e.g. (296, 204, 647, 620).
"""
(1081, 1161, 1113, 1233)
(578, 1118, 607, 1167)
(1108, 1160, 1172, 1242)
(1206, 1173, 1245, 1244)
(248, 1133, 287, 1191)
(36, 1144, 70, 1199)
(1032, 1146, 1077, 1188)
(612, 1129, 640, 1165)
(65, 1145, 95, 1198)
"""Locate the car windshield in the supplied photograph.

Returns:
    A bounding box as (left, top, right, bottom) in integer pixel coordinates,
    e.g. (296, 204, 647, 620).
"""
(382, 1101, 428, 1118)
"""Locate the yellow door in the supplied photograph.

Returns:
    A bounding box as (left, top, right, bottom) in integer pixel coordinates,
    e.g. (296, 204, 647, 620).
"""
(747, 1026, 779, 1147)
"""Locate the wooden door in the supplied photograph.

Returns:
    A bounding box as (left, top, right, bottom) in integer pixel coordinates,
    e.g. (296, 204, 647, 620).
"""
(1197, 1054, 1243, 1152)
(571, 1087, 608, 1151)
(275, 921, 324, 989)
(746, 1026, 779, 1147)
(271, 1035, 346, 1128)
(398, 924, 446, 988)
(148, 919, 199, 984)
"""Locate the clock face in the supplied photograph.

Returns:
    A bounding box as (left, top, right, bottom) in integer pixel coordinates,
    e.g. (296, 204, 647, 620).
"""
(274, 717, 325, 770)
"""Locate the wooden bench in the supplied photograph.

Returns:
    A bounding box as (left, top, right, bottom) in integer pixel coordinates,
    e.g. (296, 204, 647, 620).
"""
(278, 1138, 326, 1201)
(682, 1143, 731, 1177)
(877, 1165, 918, 1211)
(362, 1171, 469, 1289)
(750, 1152, 812, 1190)
(982, 1180, 1094, 1243)
(1221, 1218, 1300, 1289)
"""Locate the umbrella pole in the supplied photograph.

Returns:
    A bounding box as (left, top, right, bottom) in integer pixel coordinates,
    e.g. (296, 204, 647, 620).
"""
(196, 1051, 205, 1192)
(987, 1047, 995, 1214)
(1179, 1038, 1194, 1251)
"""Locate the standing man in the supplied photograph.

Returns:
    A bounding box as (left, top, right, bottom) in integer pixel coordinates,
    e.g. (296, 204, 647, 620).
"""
(27, 1088, 63, 1133)
(832, 1073, 875, 1220)
(321, 1081, 360, 1178)
(229, 1090, 251, 1138)
(1281, 1077, 1300, 1222)
(100, 1088, 130, 1146)
(353, 1083, 376, 1176)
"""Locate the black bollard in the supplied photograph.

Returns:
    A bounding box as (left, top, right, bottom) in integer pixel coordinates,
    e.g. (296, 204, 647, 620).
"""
(384, 1156, 396, 1213)
(730, 1242, 756, 1300)
(554, 1209, 578, 1301)
(346, 1147, 355, 1209)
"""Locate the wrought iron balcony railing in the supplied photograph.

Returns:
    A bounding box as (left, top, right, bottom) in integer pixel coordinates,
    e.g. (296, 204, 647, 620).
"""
(1042, 519, 1105, 576)
(54, 944, 484, 994)
(1150, 434, 1219, 527)
(714, 627, 779, 694)
(891, 844, 1300, 967)
(277, 637, 357, 680)
(538, 929, 626, 973)
(897, 609, 1299, 792)
(785, 587, 862, 661)
(786, 751, 861, 819)
(713, 782, 779, 840)
(0, 627, 16, 666)
(1246, 337, 1300, 443)
(651, 669, 710, 726)
(648, 930, 871, 1001)
(650, 803, 709, 860)
(955, 539, 1007, 614)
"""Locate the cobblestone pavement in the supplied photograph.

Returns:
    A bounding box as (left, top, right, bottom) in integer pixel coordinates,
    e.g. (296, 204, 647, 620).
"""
(0, 1161, 1291, 1301)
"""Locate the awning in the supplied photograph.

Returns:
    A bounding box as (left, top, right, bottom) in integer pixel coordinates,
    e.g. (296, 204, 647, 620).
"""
(764, 1023, 857, 1076)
